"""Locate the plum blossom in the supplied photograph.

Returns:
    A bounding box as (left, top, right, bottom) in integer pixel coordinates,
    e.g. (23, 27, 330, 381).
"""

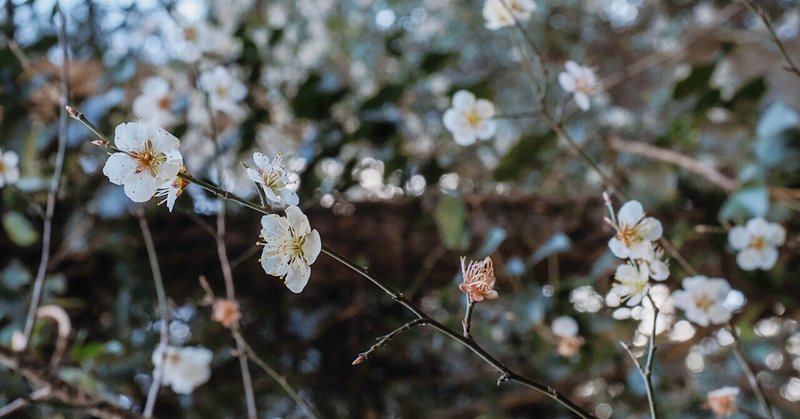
(212, 299, 241, 329)
(459, 256, 499, 302)
(0, 149, 20, 188)
(198, 66, 247, 119)
(154, 171, 189, 212)
(482, 0, 536, 30)
(152, 345, 213, 394)
(608, 200, 663, 260)
(246, 152, 299, 206)
(442, 90, 496, 146)
(705, 386, 740, 417)
(640, 242, 670, 281)
(164, 20, 241, 63)
(672, 276, 734, 327)
(259, 206, 322, 293)
(551, 316, 584, 357)
(558, 61, 599, 111)
(132, 77, 179, 128)
(102, 122, 183, 203)
(611, 263, 650, 307)
(728, 217, 786, 271)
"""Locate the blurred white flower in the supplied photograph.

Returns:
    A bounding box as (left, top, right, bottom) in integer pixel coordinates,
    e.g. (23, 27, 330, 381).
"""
(482, 0, 536, 30)
(558, 61, 599, 111)
(198, 66, 248, 119)
(705, 386, 739, 417)
(165, 20, 241, 63)
(608, 200, 663, 260)
(442, 90, 496, 146)
(611, 263, 650, 307)
(635, 284, 674, 337)
(0, 149, 20, 188)
(246, 152, 298, 206)
(640, 242, 670, 281)
(260, 206, 322, 293)
(728, 217, 786, 271)
(152, 345, 213, 395)
(551, 316, 579, 337)
(133, 77, 178, 128)
(673, 276, 734, 327)
(102, 122, 183, 203)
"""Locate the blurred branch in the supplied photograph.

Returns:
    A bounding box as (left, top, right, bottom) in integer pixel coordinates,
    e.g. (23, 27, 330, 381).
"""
(0, 347, 141, 418)
(0, 386, 50, 417)
(728, 325, 775, 419)
(22, 5, 71, 350)
(135, 209, 170, 418)
(741, 0, 800, 80)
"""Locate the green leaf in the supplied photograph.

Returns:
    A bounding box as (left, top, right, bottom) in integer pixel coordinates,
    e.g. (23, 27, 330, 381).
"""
(434, 195, 467, 250)
(2, 211, 39, 247)
(672, 63, 715, 100)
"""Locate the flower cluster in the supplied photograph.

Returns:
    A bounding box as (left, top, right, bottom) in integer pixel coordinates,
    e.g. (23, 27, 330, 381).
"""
(606, 200, 669, 307)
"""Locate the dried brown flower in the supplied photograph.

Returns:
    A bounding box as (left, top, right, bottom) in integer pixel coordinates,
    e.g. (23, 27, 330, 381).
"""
(212, 299, 241, 329)
(458, 256, 498, 302)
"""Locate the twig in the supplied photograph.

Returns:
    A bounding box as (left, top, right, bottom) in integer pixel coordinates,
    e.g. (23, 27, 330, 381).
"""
(353, 319, 428, 365)
(462, 300, 476, 339)
(135, 209, 170, 418)
(239, 338, 321, 419)
(618, 293, 661, 419)
(741, 0, 800, 80)
(608, 136, 738, 192)
(21, 5, 71, 350)
(728, 325, 775, 419)
(0, 386, 51, 417)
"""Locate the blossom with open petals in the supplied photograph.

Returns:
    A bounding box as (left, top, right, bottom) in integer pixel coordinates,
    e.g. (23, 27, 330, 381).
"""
(672, 276, 733, 327)
(459, 256, 499, 302)
(482, 0, 536, 30)
(133, 77, 178, 128)
(246, 152, 299, 206)
(611, 263, 650, 307)
(152, 345, 213, 394)
(443, 90, 496, 146)
(640, 241, 670, 281)
(155, 171, 189, 212)
(705, 386, 740, 417)
(558, 61, 599, 111)
(728, 217, 786, 271)
(608, 200, 663, 260)
(260, 206, 322, 293)
(0, 149, 20, 188)
(198, 66, 247, 119)
(102, 122, 183, 202)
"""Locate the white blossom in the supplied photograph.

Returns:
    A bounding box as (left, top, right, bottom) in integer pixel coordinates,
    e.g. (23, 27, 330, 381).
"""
(164, 20, 241, 63)
(442, 90, 496, 146)
(0, 149, 20, 188)
(728, 217, 786, 271)
(198, 66, 248, 119)
(260, 205, 322, 293)
(551, 316, 579, 338)
(246, 152, 299, 206)
(558, 61, 599, 111)
(640, 241, 670, 281)
(608, 200, 663, 260)
(705, 386, 740, 417)
(482, 0, 536, 30)
(672, 276, 734, 327)
(152, 345, 213, 395)
(132, 77, 179, 128)
(102, 122, 183, 203)
(611, 263, 651, 307)
(155, 174, 188, 212)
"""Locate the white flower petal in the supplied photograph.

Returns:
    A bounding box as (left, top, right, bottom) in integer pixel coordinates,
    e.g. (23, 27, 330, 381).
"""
(638, 217, 663, 241)
(736, 248, 761, 271)
(102, 153, 136, 185)
(280, 188, 300, 206)
(452, 90, 476, 110)
(558, 72, 576, 93)
(574, 92, 590, 111)
(302, 230, 322, 264)
(453, 130, 477, 146)
(757, 246, 778, 270)
(284, 258, 310, 293)
(617, 200, 645, 225)
(286, 205, 311, 236)
(608, 237, 630, 259)
(727, 226, 749, 250)
(476, 120, 497, 140)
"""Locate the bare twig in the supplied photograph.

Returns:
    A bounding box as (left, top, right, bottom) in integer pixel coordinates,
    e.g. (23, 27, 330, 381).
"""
(741, 0, 800, 80)
(22, 5, 71, 350)
(619, 293, 660, 419)
(462, 300, 476, 339)
(135, 209, 170, 418)
(0, 386, 51, 417)
(728, 325, 775, 419)
(353, 319, 428, 365)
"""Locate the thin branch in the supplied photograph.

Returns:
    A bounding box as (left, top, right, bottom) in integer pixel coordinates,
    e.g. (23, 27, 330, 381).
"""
(22, 5, 71, 349)
(462, 300, 476, 340)
(0, 386, 51, 418)
(643, 294, 660, 419)
(728, 325, 775, 419)
(741, 0, 800, 80)
(352, 319, 428, 365)
(135, 209, 170, 419)
(239, 338, 321, 419)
